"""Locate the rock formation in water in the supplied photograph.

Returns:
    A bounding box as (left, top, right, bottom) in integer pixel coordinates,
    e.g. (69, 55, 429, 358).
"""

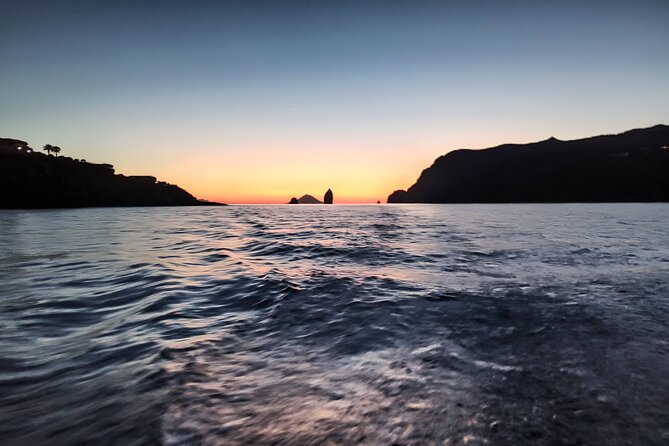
(388, 124, 669, 203)
(289, 197, 299, 204)
(296, 194, 322, 204)
(324, 189, 333, 204)
(0, 138, 224, 208)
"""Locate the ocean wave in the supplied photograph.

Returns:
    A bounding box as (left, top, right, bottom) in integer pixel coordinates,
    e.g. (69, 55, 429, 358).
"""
(1, 204, 668, 445)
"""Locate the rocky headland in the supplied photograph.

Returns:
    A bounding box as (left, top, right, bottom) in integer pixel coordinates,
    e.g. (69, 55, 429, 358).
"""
(388, 125, 669, 203)
(0, 138, 224, 209)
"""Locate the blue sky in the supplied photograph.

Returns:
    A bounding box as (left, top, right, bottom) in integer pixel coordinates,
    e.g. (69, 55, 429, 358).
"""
(1, 0, 667, 202)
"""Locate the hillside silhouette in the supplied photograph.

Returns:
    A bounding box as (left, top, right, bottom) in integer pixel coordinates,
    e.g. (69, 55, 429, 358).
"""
(0, 138, 223, 208)
(295, 194, 322, 204)
(388, 125, 669, 203)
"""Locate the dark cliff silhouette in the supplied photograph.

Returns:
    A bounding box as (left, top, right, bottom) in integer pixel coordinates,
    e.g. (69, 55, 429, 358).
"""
(388, 125, 669, 203)
(0, 138, 224, 208)
(289, 197, 299, 204)
(324, 189, 333, 204)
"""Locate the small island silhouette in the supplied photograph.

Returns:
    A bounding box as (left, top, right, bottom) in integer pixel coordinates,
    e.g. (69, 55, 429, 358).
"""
(287, 190, 334, 204)
(388, 124, 669, 203)
(0, 138, 224, 209)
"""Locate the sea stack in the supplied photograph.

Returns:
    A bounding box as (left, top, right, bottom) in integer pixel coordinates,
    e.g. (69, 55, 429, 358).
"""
(289, 197, 298, 204)
(324, 189, 333, 204)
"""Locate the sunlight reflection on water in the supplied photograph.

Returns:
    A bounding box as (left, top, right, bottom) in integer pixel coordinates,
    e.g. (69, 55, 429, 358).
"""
(1, 204, 668, 445)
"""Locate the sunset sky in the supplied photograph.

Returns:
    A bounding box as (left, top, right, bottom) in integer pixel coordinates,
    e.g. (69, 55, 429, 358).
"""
(1, 0, 667, 203)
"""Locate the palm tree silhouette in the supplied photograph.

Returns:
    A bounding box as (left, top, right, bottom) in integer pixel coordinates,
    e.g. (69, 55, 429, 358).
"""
(43, 144, 53, 156)
(52, 146, 61, 157)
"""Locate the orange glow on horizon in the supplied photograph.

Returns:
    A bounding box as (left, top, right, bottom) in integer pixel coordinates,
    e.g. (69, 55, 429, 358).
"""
(206, 195, 387, 205)
(106, 127, 576, 205)
(140, 141, 439, 205)
(179, 175, 414, 204)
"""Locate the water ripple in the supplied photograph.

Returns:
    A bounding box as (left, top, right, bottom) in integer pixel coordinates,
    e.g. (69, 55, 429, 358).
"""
(1, 204, 668, 445)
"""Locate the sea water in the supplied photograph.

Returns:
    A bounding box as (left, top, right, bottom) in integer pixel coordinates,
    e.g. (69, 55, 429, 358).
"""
(0, 204, 668, 445)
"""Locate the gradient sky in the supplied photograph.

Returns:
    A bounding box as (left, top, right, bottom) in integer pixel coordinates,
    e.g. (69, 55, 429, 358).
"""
(1, 0, 667, 203)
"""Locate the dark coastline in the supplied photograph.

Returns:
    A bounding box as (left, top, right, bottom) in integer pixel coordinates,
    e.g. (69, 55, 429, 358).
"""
(0, 138, 224, 209)
(388, 124, 669, 204)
